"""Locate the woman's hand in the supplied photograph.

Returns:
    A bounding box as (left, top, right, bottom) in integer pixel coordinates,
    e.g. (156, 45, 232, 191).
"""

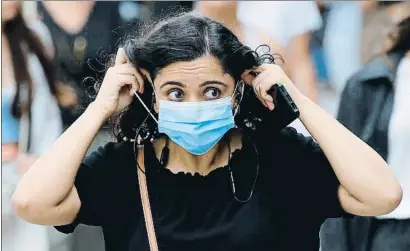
(241, 64, 305, 111)
(93, 48, 151, 118)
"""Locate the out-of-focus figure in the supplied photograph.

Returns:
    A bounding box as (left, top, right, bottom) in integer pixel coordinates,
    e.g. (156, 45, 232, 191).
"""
(320, 1, 366, 94)
(362, 2, 410, 64)
(38, 1, 148, 127)
(197, 1, 321, 103)
(320, 5, 410, 251)
(2, 2, 74, 251)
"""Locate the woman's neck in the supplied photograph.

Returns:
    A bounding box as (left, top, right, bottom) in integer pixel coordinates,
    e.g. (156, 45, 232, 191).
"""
(167, 138, 230, 176)
(153, 130, 243, 176)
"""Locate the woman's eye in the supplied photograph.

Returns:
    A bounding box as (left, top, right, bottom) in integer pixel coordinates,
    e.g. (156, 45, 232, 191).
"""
(204, 88, 221, 99)
(168, 89, 184, 101)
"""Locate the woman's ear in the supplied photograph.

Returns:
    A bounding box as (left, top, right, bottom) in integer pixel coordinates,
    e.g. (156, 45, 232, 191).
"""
(153, 98, 159, 114)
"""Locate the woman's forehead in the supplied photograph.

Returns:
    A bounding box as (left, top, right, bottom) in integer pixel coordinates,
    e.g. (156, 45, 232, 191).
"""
(154, 56, 235, 87)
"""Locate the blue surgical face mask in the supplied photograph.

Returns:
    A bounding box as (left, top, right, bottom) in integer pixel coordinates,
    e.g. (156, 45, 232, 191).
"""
(134, 83, 243, 155)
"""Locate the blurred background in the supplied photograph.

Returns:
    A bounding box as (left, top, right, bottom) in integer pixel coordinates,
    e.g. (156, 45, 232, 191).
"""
(2, 1, 409, 251)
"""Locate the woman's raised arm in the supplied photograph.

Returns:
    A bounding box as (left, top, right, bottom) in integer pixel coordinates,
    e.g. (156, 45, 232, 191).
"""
(12, 48, 143, 225)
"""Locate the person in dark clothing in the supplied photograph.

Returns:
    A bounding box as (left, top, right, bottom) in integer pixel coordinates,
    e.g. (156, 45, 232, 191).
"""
(38, 1, 147, 126)
(320, 15, 410, 251)
(12, 13, 401, 251)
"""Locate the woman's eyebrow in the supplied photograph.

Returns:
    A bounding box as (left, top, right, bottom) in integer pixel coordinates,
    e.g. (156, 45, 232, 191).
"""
(160, 81, 186, 89)
(200, 81, 227, 87)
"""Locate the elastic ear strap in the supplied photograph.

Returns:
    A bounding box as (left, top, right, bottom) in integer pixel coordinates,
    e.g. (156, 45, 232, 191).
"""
(137, 148, 159, 251)
(133, 90, 158, 123)
(233, 80, 245, 116)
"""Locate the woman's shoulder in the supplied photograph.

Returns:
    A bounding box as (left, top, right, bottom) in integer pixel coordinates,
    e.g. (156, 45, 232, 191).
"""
(255, 126, 318, 153)
(83, 140, 135, 171)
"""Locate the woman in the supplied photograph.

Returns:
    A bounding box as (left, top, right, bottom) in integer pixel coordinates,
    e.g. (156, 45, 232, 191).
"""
(320, 15, 410, 251)
(12, 13, 401, 251)
(2, 2, 74, 251)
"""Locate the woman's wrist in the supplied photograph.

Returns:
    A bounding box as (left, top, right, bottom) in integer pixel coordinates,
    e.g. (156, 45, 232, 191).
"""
(86, 102, 111, 122)
(292, 90, 316, 120)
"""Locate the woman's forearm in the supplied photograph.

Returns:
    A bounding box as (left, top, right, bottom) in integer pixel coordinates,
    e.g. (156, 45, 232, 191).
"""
(12, 103, 107, 210)
(297, 96, 402, 210)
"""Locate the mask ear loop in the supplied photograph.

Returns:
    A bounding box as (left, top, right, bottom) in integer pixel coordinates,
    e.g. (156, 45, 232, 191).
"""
(232, 80, 245, 117)
(133, 90, 158, 124)
(133, 85, 170, 172)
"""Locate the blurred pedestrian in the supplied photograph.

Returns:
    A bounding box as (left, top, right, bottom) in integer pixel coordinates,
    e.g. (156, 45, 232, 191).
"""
(38, 1, 147, 127)
(13, 12, 401, 251)
(362, 2, 410, 64)
(2, 2, 74, 251)
(197, 1, 321, 103)
(321, 1, 366, 94)
(320, 14, 410, 251)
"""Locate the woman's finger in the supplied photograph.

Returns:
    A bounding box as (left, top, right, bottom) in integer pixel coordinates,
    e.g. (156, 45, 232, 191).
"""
(251, 69, 270, 88)
(118, 75, 139, 92)
(115, 63, 138, 75)
(253, 64, 270, 73)
(140, 68, 153, 85)
(255, 70, 279, 108)
(252, 70, 270, 107)
(136, 68, 147, 93)
(115, 48, 128, 66)
(115, 64, 146, 94)
(240, 69, 257, 85)
(255, 84, 267, 108)
(261, 87, 275, 110)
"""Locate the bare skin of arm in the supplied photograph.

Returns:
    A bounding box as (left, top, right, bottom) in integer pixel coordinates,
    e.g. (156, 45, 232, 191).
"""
(244, 64, 402, 216)
(287, 32, 319, 103)
(11, 103, 106, 225)
(12, 49, 144, 225)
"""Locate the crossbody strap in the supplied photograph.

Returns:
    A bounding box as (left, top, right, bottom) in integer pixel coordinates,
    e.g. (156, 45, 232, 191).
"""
(137, 147, 159, 251)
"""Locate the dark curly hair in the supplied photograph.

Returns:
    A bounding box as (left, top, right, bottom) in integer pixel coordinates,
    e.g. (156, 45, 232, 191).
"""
(109, 12, 281, 143)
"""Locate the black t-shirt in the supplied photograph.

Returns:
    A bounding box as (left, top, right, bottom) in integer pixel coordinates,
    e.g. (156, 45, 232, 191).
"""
(55, 127, 351, 251)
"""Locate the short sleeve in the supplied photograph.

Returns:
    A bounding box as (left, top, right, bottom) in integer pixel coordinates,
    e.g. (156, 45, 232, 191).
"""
(237, 2, 322, 46)
(280, 128, 352, 219)
(281, 2, 322, 43)
(55, 142, 132, 234)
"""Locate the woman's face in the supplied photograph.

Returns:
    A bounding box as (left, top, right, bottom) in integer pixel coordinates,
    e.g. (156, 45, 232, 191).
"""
(1, 1, 21, 22)
(152, 56, 236, 109)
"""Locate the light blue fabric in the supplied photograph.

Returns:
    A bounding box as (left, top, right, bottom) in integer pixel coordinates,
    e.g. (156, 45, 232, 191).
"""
(2, 87, 20, 144)
(158, 97, 235, 155)
(323, 2, 363, 93)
